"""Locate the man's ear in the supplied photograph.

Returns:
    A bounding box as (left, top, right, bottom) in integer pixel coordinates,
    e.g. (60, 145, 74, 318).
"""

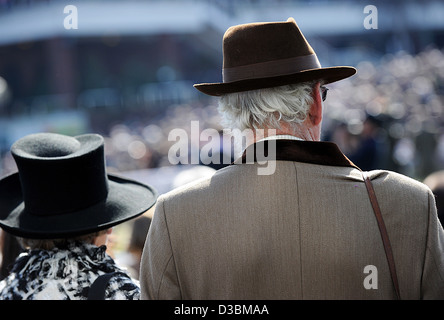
(308, 83, 323, 126)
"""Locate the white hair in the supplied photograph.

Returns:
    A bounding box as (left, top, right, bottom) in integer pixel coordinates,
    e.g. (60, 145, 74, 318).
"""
(218, 81, 316, 132)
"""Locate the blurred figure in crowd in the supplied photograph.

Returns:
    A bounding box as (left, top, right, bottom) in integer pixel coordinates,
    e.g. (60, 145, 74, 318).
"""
(0, 229, 23, 281)
(140, 18, 444, 299)
(125, 215, 152, 280)
(0, 133, 157, 299)
(348, 115, 382, 171)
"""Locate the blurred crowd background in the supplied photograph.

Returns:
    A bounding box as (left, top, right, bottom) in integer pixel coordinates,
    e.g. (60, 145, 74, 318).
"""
(1, 0, 444, 279)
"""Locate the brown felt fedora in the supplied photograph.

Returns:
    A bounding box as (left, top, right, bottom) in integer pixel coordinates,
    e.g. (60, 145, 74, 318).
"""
(194, 17, 356, 96)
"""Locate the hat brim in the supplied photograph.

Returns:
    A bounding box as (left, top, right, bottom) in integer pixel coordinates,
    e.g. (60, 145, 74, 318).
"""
(194, 66, 356, 96)
(0, 172, 157, 239)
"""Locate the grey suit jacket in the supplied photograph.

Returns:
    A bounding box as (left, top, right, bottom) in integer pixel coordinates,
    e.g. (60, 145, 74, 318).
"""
(140, 140, 444, 299)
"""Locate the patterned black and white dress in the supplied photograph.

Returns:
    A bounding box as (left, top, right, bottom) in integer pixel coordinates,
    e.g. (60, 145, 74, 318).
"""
(0, 242, 140, 300)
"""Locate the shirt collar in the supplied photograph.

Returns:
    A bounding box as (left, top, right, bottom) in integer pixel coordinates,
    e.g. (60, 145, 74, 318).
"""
(258, 135, 305, 142)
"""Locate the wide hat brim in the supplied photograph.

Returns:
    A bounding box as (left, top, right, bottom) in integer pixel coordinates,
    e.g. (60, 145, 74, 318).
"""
(0, 172, 157, 239)
(194, 66, 356, 96)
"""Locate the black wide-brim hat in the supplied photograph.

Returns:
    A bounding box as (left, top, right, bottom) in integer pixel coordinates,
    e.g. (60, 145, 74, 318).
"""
(194, 17, 356, 96)
(0, 133, 157, 239)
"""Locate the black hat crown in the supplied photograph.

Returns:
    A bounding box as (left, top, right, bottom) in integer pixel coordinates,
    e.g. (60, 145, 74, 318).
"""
(12, 133, 108, 216)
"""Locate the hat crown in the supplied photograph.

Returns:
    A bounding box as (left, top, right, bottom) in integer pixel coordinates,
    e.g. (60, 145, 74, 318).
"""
(12, 134, 81, 158)
(11, 133, 109, 216)
(222, 18, 315, 69)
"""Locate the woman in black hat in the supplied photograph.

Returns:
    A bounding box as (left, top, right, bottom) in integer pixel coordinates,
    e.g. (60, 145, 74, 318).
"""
(0, 133, 157, 300)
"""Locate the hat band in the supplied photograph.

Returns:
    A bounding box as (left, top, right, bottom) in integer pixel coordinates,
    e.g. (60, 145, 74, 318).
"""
(222, 54, 321, 83)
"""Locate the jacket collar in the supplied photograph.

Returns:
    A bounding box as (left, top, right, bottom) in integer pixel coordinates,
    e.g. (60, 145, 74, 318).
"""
(233, 139, 359, 169)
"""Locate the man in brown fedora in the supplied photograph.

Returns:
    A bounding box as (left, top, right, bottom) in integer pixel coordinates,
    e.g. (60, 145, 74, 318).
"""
(140, 18, 444, 299)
